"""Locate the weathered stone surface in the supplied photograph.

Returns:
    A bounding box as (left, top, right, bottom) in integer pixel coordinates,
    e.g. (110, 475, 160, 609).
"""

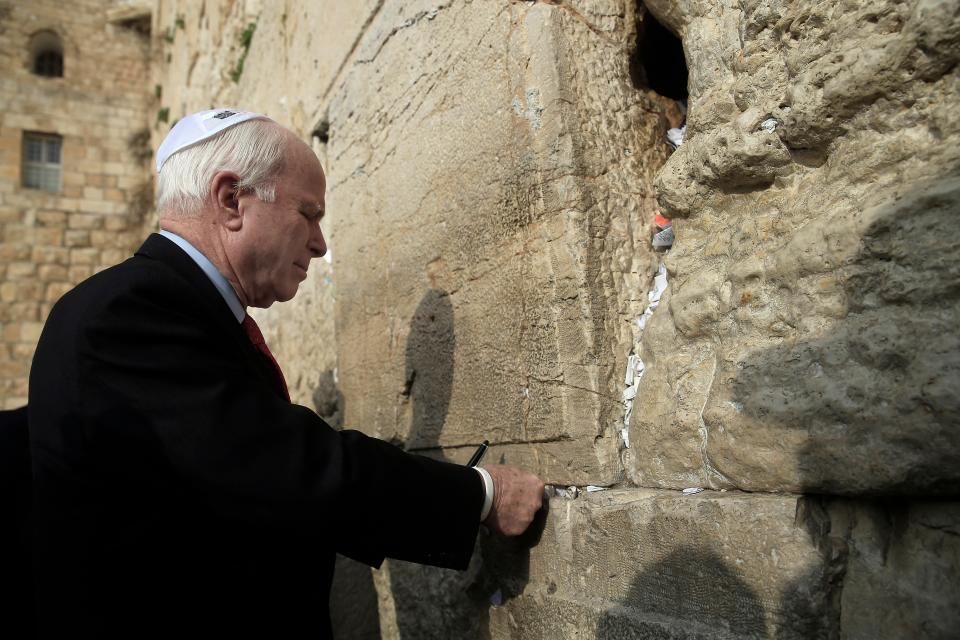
(328, 554, 382, 640)
(481, 493, 960, 640)
(376, 550, 489, 640)
(376, 490, 946, 640)
(326, 0, 673, 485)
(630, 0, 960, 494)
(481, 489, 838, 640)
(831, 500, 960, 640)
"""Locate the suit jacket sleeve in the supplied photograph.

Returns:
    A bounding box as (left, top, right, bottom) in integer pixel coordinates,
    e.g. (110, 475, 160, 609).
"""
(31, 252, 483, 571)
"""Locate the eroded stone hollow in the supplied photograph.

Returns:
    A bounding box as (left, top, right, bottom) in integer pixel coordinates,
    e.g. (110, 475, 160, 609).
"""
(631, 3, 688, 102)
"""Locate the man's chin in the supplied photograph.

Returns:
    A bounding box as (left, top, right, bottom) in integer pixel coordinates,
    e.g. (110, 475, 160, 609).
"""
(276, 285, 299, 303)
(250, 283, 298, 308)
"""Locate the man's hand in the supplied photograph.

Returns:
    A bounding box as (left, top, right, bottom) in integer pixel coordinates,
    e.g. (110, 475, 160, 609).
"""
(481, 464, 545, 536)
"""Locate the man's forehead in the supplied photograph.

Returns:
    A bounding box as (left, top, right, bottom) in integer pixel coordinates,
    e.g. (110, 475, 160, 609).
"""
(282, 144, 326, 204)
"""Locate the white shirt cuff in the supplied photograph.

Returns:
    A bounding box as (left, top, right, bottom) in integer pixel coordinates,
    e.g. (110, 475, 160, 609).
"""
(473, 466, 494, 521)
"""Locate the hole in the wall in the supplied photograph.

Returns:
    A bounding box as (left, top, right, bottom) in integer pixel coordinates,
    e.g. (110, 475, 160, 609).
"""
(630, 4, 688, 101)
(310, 117, 331, 165)
(29, 30, 64, 78)
(312, 120, 330, 145)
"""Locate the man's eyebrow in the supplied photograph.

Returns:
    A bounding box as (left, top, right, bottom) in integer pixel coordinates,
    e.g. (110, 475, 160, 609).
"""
(299, 202, 325, 217)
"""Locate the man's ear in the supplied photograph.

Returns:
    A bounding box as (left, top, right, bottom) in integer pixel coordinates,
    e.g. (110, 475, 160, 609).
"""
(211, 171, 243, 230)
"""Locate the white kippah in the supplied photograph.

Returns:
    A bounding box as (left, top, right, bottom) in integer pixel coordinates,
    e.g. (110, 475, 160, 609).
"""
(155, 108, 271, 173)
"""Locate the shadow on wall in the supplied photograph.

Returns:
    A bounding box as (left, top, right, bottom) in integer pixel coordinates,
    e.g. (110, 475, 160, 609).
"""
(314, 371, 383, 639)
(328, 554, 382, 640)
(388, 289, 489, 639)
(325, 289, 543, 637)
(606, 179, 960, 638)
(403, 289, 457, 450)
(727, 176, 960, 496)
(388, 289, 547, 638)
(312, 369, 344, 430)
(587, 120, 960, 640)
(596, 546, 765, 639)
(727, 178, 960, 636)
(593, 515, 841, 640)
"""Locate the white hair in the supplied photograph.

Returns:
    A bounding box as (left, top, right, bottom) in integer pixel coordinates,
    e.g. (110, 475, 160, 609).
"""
(156, 119, 288, 215)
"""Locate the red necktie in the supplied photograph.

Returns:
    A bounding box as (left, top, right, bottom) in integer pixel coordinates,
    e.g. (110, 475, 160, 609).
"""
(241, 314, 291, 402)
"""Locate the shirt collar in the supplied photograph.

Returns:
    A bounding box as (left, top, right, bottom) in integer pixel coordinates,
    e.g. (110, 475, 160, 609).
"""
(158, 229, 245, 323)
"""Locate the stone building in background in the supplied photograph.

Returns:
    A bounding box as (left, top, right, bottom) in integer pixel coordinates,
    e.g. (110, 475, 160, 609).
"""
(3, 0, 959, 638)
(0, 0, 153, 408)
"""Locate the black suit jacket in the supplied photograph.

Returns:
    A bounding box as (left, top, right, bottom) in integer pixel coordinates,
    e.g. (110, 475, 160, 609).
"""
(28, 234, 483, 639)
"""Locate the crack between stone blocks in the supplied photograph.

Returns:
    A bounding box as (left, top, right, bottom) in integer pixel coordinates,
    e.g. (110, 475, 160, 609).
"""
(696, 353, 736, 487)
(407, 434, 574, 453)
(475, 3, 511, 48)
(320, 0, 386, 102)
(355, 1, 455, 65)
(511, 0, 617, 44)
(529, 377, 616, 402)
(917, 522, 960, 538)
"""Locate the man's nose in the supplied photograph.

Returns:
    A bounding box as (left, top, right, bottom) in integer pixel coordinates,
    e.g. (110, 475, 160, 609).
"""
(309, 223, 326, 258)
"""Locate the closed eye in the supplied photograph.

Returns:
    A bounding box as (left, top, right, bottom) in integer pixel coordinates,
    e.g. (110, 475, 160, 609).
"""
(300, 209, 323, 222)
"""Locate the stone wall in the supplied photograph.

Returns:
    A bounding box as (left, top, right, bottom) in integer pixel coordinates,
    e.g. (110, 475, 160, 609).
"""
(37, 0, 960, 637)
(0, 0, 152, 408)
(634, 0, 960, 498)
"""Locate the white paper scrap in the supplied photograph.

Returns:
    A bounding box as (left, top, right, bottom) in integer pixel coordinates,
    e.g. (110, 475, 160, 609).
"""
(585, 485, 606, 492)
(625, 354, 639, 386)
(554, 486, 580, 500)
(760, 118, 778, 133)
(650, 264, 668, 304)
(682, 487, 704, 495)
(637, 308, 653, 330)
(667, 125, 686, 149)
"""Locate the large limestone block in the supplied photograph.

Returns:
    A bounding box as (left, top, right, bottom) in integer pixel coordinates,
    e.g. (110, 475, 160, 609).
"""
(237, 0, 385, 134)
(153, 0, 384, 136)
(481, 489, 838, 639)
(473, 492, 960, 640)
(630, 0, 960, 494)
(327, 1, 673, 484)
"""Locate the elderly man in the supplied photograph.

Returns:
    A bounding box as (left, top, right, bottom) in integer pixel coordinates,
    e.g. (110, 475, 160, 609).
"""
(29, 110, 544, 639)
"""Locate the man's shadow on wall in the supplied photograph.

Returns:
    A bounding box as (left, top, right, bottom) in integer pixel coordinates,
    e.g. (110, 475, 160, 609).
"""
(314, 371, 383, 640)
(596, 544, 766, 638)
(387, 289, 488, 638)
(594, 540, 830, 639)
(389, 288, 545, 639)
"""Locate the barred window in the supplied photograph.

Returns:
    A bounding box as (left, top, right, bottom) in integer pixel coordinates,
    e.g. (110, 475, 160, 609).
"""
(22, 132, 62, 193)
(29, 30, 64, 78)
(34, 50, 63, 77)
